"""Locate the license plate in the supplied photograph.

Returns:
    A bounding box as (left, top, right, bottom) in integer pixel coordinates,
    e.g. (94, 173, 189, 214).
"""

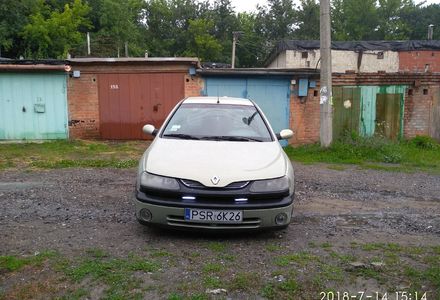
(184, 208, 243, 223)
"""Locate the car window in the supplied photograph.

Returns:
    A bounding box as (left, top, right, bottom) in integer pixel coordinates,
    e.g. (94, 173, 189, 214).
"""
(162, 103, 273, 142)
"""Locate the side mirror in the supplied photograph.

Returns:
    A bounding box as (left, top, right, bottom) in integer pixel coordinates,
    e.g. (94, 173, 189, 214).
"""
(276, 129, 293, 140)
(143, 124, 158, 136)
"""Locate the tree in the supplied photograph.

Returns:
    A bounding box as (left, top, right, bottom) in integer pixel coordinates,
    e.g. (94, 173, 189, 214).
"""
(183, 19, 222, 61)
(256, 0, 296, 41)
(376, 0, 414, 39)
(0, 0, 37, 58)
(235, 13, 268, 67)
(294, 0, 320, 40)
(332, 0, 379, 40)
(87, 0, 145, 57)
(401, 3, 440, 40)
(21, 0, 91, 59)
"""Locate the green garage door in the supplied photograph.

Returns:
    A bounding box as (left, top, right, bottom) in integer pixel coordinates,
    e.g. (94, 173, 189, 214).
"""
(0, 73, 68, 140)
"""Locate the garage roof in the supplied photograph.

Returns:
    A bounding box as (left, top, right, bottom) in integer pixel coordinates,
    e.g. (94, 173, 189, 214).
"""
(197, 68, 319, 77)
(69, 57, 199, 64)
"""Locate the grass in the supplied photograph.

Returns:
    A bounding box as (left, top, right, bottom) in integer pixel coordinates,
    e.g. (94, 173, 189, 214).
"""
(285, 135, 440, 173)
(58, 253, 160, 299)
(0, 140, 146, 170)
(206, 242, 226, 252)
(274, 251, 317, 267)
(0, 251, 57, 272)
(1, 243, 439, 299)
(202, 262, 224, 274)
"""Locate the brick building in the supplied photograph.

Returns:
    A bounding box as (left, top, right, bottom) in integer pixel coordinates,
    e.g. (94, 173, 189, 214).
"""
(67, 57, 199, 139)
(264, 40, 440, 144)
(266, 40, 440, 73)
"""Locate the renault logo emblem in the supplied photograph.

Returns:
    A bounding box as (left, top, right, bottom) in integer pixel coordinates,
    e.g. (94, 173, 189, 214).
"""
(211, 176, 220, 185)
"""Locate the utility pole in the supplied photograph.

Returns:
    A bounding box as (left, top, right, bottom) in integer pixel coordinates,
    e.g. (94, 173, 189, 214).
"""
(231, 31, 242, 69)
(319, 0, 333, 147)
(125, 42, 128, 57)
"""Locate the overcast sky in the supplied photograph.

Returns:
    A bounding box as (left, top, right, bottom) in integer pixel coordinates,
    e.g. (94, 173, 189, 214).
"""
(228, 0, 440, 13)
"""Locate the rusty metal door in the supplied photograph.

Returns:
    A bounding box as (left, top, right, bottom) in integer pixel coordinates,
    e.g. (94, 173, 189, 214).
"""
(332, 86, 361, 140)
(431, 87, 440, 141)
(375, 94, 402, 140)
(98, 73, 184, 139)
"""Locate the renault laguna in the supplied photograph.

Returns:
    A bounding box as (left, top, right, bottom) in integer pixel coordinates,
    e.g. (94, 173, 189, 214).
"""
(134, 96, 295, 230)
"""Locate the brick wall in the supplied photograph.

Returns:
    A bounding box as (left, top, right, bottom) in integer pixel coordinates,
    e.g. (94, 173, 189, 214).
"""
(290, 87, 321, 145)
(403, 86, 433, 138)
(67, 73, 100, 139)
(184, 74, 204, 97)
(399, 51, 440, 73)
(67, 62, 200, 139)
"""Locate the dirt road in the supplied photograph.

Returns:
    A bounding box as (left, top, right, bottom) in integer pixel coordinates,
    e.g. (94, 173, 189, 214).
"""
(1, 163, 439, 299)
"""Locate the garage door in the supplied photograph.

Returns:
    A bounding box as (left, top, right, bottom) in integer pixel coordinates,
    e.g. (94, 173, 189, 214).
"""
(98, 73, 185, 139)
(0, 73, 68, 140)
(204, 77, 291, 142)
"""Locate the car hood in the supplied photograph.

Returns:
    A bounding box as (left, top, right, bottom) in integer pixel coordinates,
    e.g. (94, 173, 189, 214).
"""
(143, 138, 287, 187)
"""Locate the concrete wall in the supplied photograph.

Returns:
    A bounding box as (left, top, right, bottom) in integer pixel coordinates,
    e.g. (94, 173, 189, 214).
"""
(269, 50, 400, 73)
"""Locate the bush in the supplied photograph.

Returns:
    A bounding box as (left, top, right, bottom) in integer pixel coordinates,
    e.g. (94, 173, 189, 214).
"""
(410, 135, 439, 150)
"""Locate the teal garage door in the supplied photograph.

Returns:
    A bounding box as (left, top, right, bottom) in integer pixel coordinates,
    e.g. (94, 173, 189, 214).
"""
(204, 77, 291, 144)
(0, 73, 68, 140)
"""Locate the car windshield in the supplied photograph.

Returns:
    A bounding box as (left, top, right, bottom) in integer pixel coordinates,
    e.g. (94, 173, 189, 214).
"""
(161, 103, 273, 142)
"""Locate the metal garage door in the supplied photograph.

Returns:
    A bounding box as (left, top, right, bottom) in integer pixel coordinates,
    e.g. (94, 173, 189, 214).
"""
(0, 73, 68, 140)
(204, 77, 291, 142)
(98, 73, 185, 139)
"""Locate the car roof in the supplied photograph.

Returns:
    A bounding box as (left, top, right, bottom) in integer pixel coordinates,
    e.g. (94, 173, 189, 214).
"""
(183, 96, 254, 106)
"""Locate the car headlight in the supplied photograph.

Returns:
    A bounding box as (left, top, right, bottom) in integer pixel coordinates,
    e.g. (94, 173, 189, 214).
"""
(140, 172, 180, 191)
(250, 176, 290, 193)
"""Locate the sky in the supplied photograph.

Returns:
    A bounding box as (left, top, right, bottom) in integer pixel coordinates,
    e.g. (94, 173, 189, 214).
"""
(228, 0, 440, 13)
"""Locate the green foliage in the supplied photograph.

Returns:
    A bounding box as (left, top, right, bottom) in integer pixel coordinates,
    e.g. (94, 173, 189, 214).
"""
(22, 0, 91, 58)
(0, 251, 57, 272)
(61, 254, 160, 299)
(410, 135, 440, 150)
(183, 19, 222, 61)
(88, 0, 145, 57)
(30, 159, 138, 169)
(0, 140, 145, 170)
(294, 0, 320, 40)
(1, 0, 440, 66)
(285, 135, 440, 173)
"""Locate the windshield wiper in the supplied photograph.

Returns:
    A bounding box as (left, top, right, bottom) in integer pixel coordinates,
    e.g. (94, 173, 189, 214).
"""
(200, 136, 263, 142)
(163, 133, 200, 140)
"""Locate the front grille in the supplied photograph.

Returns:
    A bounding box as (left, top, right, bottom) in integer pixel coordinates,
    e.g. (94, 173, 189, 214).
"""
(166, 215, 261, 229)
(180, 179, 205, 188)
(180, 179, 250, 190)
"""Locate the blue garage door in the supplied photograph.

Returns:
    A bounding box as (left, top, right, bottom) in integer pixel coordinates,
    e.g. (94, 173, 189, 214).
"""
(0, 73, 68, 140)
(204, 77, 291, 145)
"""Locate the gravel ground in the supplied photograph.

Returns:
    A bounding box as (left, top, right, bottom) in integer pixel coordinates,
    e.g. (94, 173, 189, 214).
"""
(1, 163, 439, 299)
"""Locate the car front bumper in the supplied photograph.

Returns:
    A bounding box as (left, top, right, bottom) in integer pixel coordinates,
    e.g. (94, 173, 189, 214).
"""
(134, 197, 294, 230)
